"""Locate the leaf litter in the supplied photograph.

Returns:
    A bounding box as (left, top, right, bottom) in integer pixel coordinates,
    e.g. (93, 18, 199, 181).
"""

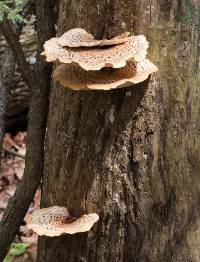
(1, 132, 40, 261)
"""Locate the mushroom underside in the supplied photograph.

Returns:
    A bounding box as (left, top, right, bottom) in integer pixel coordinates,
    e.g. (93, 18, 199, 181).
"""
(42, 35, 149, 71)
(26, 206, 99, 237)
(53, 59, 158, 90)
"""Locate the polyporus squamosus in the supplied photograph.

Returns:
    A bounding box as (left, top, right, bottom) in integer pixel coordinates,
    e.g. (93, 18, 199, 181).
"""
(26, 206, 99, 237)
(42, 33, 149, 71)
(53, 59, 158, 90)
(57, 28, 130, 47)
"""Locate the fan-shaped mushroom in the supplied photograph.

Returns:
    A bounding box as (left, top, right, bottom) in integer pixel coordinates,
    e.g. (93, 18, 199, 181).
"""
(26, 206, 99, 237)
(53, 59, 158, 90)
(57, 28, 130, 47)
(42, 34, 149, 71)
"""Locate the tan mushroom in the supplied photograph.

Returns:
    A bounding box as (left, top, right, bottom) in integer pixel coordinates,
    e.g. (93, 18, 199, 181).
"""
(57, 28, 130, 47)
(42, 35, 149, 71)
(26, 206, 99, 237)
(53, 59, 158, 90)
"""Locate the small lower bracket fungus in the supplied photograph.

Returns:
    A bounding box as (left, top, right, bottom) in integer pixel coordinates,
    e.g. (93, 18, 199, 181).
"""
(53, 59, 158, 90)
(26, 206, 99, 237)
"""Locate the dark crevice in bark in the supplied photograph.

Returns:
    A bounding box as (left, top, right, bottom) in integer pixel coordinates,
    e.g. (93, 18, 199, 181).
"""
(111, 89, 127, 113)
(6, 110, 28, 134)
(157, 86, 171, 198)
(152, 189, 176, 226)
(160, 0, 173, 21)
(101, 0, 115, 38)
(145, 131, 154, 191)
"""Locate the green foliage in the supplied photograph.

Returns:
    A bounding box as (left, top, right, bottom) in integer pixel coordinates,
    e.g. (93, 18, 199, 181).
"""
(0, 0, 27, 23)
(3, 256, 12, 262)
(3, 243, 30, 262)
(9, 243, 30, 256)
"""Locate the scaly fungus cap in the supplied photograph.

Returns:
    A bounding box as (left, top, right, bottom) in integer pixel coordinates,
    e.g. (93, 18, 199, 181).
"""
(57, 28, 130, 47)
(53, 59, 158, 90)
(26, 206, 99, 237)
(42, 34, 149, 71)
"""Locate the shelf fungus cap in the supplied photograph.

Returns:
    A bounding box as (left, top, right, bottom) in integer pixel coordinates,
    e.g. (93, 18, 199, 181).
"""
(26, 206, 99, 237)
(57, 28, 130, 47)
(42, 34, 149, 71)
(53, 59, 158, 90)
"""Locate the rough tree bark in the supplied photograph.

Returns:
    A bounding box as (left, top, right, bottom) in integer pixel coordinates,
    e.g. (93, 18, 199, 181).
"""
(38, 0, 200, 261)
(0, 43, 14, 158)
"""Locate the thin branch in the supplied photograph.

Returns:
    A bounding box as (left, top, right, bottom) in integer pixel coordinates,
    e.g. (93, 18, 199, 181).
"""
(0, 37, 15, 163)
(0, 19, 33, 87)
(0, 0, 57, 259)
(0, 3, 27, 160)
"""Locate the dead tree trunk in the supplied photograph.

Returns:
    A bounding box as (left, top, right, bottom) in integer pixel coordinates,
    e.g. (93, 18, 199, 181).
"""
(37, 1, 200, 261)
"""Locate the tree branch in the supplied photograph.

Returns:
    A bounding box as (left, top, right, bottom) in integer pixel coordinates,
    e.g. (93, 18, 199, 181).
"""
(0, 7, 27, 161)
(0, 0, 56, 259)
(0, 0, 35, 152)
(0, 19, 33, 87)
(0, 37, 15, 163)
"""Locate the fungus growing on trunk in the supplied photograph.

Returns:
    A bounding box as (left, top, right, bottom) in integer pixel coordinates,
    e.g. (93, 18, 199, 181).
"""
(42, 34, 149, 70)
(26, 206, 99, 237)
(42, 27, 157, 88)
(57, 28, 130, 47)
(53, 59, 158, 90)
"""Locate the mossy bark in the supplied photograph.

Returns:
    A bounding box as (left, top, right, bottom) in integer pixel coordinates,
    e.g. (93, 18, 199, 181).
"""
(37, 0, 200, 261)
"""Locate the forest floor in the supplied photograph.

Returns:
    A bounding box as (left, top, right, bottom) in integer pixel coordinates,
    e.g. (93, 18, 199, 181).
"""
(1, 132, 39, 262)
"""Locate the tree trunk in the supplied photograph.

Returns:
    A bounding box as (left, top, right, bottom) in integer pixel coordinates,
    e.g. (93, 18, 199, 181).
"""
(0, 40, 14, 158)
(38, 1, 200, 261)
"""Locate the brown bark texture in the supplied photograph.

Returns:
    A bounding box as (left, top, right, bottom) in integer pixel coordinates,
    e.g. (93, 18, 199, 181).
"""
(38, 0, 200, 261)
(0, 38, 14, 159)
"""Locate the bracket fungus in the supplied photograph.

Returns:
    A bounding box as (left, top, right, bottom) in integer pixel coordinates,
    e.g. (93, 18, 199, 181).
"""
(53, 59, 157, 90)
(42, 34, 149, 71)
(42, 28, 158, 90)
(26, 206, 99, 237)
(56, 28, 131, 47)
